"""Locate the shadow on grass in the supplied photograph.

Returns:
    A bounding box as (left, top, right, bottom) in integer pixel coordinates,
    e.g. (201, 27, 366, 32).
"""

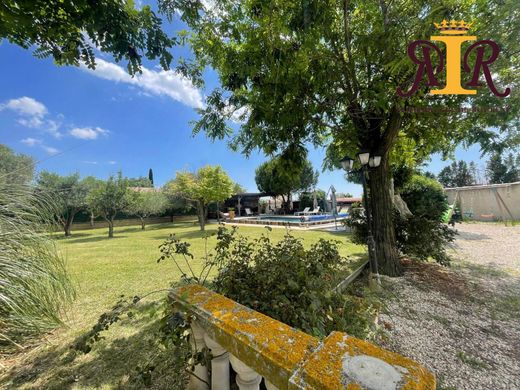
(2, 303, 186, 390)
(62, 235, 129, 244)
(150, 229, 217, 241)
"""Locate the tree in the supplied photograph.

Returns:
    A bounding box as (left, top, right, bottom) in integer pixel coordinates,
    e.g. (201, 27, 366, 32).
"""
(36, 172, 89, 237)
(127, 190, 168, 229)
(486, 152, 519, 183)
(87, 173, 131, 238)
(0, 144, 34, 185)
(168, 166, 235, 231)
(82, 176, 103, 227)
(174, 0, 519, 275)
(255, 158, 318, 211)
(0, 0, 174, 75)
(438, 161, 476, 188)
(148, 168, 154, 187)
(127, 176, 153, 187)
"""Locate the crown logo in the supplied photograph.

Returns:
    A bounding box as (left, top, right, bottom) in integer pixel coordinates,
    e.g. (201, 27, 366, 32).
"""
(434, 19, 473, 35)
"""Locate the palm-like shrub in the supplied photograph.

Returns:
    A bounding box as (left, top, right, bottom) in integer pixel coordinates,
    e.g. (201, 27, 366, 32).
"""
(0, 181, 75, 346)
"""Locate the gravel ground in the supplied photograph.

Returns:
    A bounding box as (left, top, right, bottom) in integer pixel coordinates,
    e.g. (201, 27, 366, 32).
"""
(377, 223, 520, 390)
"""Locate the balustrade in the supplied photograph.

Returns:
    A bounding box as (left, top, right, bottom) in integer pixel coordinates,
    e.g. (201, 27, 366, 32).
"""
(171, 284, 435, 390)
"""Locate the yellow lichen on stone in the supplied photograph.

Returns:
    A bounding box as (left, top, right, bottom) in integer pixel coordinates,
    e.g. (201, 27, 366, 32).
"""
(170, 286, 436, 390)
(290, 332, 435, 389)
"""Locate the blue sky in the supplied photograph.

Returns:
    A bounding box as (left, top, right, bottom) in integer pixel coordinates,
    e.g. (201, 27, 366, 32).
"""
(0, 38, 486, 197)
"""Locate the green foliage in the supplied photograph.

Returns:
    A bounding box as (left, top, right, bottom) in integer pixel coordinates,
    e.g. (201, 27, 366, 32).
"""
(0, 181, 75, 347)
(87, 172, 132, 237)
(128, 176, 153, 188)
(438, 161, 477, 188)
(486, 152, 520, 184)
(127, 190, 169, 229)
(166, 0, 519, 275)
(255, 157, 318, 208)
(400, 175, 448, 221)
(299, 190, 327, 211)
(211, 228, 376, 338)
(168, 165, 236, 230)
(347, 175, 454, 264)
(36, 171, 89, 236)
(148, 168, 154, 186)
(0, 144, 34, 185)
(0, 0, 175, 75)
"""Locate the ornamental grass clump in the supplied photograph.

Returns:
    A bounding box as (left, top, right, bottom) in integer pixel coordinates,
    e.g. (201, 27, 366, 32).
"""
(0, 181, 75, 347)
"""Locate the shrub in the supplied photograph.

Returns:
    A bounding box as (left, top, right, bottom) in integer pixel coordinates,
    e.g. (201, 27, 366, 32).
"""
(399, 174, 447, 221)
(345, 174, 454, 265)
(211, 227, 376, 338)
(0, 182, 75, 346)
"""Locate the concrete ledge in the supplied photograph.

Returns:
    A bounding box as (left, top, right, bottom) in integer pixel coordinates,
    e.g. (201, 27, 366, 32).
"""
(170, 285, 435, 390)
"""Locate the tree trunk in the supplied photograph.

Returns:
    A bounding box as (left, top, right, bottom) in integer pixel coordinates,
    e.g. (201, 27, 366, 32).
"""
(64, 211, 76, 237)
(108, 218, 114, 238)
(140, 217, 146, 230)
(367, 158, 402, 276)
(196, 201, 205, 231)
(90, 211, 95, 227)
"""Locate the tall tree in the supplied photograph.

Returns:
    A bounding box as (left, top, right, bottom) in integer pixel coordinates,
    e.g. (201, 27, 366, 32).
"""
(170, 0, 519, 275)
(437, 161, 476, 188)
(127, 190, 168, 229)
(486, 152, 519, 183)
(0, 0, 174, 75)
(148, 168, 154, 187)
(87, 173, 131, 238)
(0, 144, 34, 185)
(255, 158, 318, 211)
(36, 172, 89, 237)
(168, 166, 235, 231)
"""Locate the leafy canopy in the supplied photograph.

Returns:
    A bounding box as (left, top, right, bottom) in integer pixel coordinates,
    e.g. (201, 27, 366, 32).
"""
(255, 157, 318, 197)
(127, 190, 169, 219)
(0, 0, 175, 74)
(0, 144, 34, 185)
(87, 172, 131, 220)
(166, 0, 519, 168)
(169, 165, 235, 204)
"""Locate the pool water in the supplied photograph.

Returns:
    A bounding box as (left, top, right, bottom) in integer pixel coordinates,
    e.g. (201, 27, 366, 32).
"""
(233, 213, 349, 226)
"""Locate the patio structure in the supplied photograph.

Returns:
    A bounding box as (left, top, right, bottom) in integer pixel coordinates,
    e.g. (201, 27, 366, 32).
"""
(171, 285, 435, 390)
(224, 193, 269, 216)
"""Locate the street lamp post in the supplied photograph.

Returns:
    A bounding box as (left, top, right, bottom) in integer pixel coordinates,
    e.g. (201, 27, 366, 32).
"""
(340, 153, 381, 285)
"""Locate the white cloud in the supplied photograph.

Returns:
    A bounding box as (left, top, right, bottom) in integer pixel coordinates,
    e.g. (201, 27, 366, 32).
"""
(81, 59, 204, 109)
(82, 161, 99, 165)
(21, 137, 42, 147)
(108, 160, 117, 165)
(0, 96, 47, 117)
(70, 126, 109, 140)
(1, 96, 63, 137)
(20, 137, 58, 155)
(42, 146, 59, 155)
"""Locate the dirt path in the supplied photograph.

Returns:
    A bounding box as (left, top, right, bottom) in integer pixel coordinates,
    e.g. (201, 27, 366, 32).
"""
(377, 223, 520, 390)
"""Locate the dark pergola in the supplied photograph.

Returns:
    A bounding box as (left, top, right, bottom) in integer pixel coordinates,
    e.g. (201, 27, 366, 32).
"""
(223, 193, 270, 216)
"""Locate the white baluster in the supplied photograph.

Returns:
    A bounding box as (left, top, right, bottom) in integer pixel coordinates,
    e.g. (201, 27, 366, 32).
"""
(264, 379, 279, 390)
(188, 321, 209, 390)
(203, 334, 230, 390)
(229, 354, 262, 390)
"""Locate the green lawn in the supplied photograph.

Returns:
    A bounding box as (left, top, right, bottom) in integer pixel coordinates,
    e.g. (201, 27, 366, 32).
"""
(1, 221, 365, 389)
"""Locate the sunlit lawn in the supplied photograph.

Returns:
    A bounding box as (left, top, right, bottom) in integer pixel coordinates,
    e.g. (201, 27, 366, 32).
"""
(1, 221, 365, 389)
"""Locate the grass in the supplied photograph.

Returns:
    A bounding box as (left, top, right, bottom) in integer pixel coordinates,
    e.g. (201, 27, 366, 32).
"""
(0, 221, 365, 389)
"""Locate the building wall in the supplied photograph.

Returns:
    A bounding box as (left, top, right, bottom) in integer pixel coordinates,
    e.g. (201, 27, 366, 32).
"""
(445, 182, 520, 221)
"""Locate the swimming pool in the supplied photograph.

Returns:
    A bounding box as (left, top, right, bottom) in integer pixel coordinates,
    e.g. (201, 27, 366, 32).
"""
(232, 213, 348, 227)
